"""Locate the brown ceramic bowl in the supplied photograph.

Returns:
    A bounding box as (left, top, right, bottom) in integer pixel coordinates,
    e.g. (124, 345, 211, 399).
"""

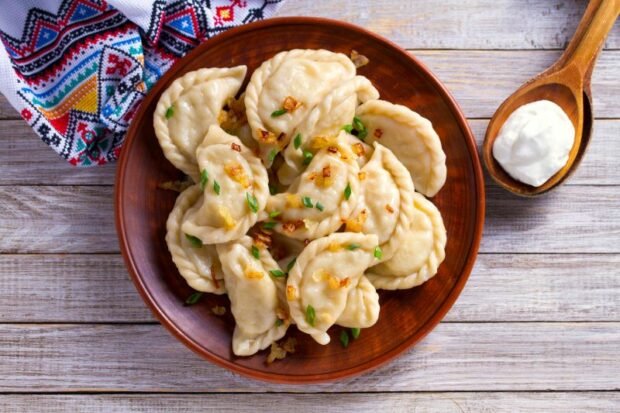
(115, 17, 485, 383)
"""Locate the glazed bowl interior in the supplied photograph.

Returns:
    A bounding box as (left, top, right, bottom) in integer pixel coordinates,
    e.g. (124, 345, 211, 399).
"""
(115, 17, 485, 383)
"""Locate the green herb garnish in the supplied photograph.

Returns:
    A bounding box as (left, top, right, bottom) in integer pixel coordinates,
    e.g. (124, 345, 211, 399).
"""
(184, 291, 203, 305)
(286, 257, 297, 273)
(351, 327, 361, 339)
(269, 210, 281, 218)
(344, 183, 352, 200)
(374, 246, 383, 259)
(302, 150, 313, 165)
(346, 243, 361, 250)
(251, 245, 260, 259)
(315, 201, 324, 211)
(269, 183, 277, 195)
(275, 319, 284, 327)
(213, 180, 221, 195)
(246, 192, 259, 213)
(270, 269, 285, 278)
(305, 304, 316, 326)
(271, 108, 287, 117)
(357, 128, 368, 140)
(342, 124, 354, 134)
(263, 221, 277, 230)
(267, 149, 277, 163)
(293, 133, 302, 149)
(165, 106, 174, 119)
(353, 116, 365, 132)
(340, 330, 350, 348)
(302, 196, 313, 208)
(185, 234, 203, 248)
(200, 169, 209, 191)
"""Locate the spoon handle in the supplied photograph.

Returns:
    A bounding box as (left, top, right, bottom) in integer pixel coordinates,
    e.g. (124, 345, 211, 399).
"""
(559, 0, 619, 81)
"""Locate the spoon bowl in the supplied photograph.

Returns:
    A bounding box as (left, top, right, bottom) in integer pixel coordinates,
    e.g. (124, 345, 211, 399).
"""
(483, 0, 618, 197)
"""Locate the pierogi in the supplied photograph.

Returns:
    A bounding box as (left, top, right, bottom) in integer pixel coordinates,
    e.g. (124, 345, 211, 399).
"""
(157, 49, 448, 358)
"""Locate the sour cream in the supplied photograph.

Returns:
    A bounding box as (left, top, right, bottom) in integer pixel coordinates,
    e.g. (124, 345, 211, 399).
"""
(492, 100, 575, 187)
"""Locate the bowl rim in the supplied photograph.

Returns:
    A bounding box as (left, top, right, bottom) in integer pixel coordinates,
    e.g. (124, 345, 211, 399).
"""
(115, 16, 485, 384)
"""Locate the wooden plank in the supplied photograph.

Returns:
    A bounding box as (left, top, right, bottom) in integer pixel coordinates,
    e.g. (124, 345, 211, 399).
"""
(1, 185, 618, 254)
(481, 185, 620, 253)
(1, 50, 618, 121)
(0, 121, 116, 185)
(1, 119, 618, 186)
(0, 393, 618, 412)
(414, 50, 620, 119)
(278, 0, 620, 50)
(0, 322, 617, 392)
(0, 186, 116, 254)
(0, 255, 151, 323)
(0, 254, 618, 323)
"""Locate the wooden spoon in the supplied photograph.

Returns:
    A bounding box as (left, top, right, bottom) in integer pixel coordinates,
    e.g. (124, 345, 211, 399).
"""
(483, 0, 619, 197)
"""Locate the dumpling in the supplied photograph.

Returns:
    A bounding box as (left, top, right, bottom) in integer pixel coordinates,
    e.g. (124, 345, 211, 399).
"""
(277, 76, 379, 184)
(286, 232, 380, 344)
(336, 275, 380, 329)
(181, 125, 269, 244)
(346, 143, 416, 263)
(244, 49, 356, 165)
(367, 192, 447, 290)
(165, 184, 225, 294)
(154, 66, 247, 180)
(265, 142, 360, 240)
(216, 236, 289, 356)
(355, 100, 447, 197)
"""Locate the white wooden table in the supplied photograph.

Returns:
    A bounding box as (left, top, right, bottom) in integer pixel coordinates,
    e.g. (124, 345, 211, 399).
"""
(1, 1, 618, 411)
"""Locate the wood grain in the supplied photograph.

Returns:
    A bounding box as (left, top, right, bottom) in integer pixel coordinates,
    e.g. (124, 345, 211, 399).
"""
(414, 50, 619, 119)
(0, 253, 618, 323)
(0, 121, 116, 185)
(0, 322, 617, 392)
(0, 186, 116, 254)
(1, 50, 618, 120)
(0, 393, 618, 412)
(1, 119, 618, 186)
(279, 0, 620, 50)
(1, 185, 618, 254)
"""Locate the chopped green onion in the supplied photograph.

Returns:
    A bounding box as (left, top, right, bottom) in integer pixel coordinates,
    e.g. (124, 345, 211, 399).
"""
(342, 124, 354, 134)
(357, 128, 368, 140)
(293, 133, 302, 149)
(267, 149, 277, 163)
(269, 183, 277, 195)
(275, 318, 284, 327)
(269, 210, 281, 218)
(374, 246, 383, 259)
(346, 243, 361, 250)
(184, 291, 203, 305)
(263, 221, 277, 230)
(251, 245, 260, 259)
(271, 108, 287, 117)
(246, 192, 259, 213)
(353, 116, 365, 132)
(165, 106, 174, 119)
(286, 257, 297, 273)
(305, 304, 316, 326)
(351, 328, 361, 339)
(213, 180, 221, 195)
(340, 330, 350, 348)
(302, 150, 313, 165)
(199, 169, 209, 191)
(344, 183, 352, 200)
(270, 269, 285, 278)
(315, 201, 324, 211)
(185, 234, 203, 248)
(302, 196, 313, 208)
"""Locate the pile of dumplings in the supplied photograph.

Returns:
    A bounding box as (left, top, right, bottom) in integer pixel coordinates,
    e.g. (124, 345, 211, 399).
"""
(154, 49, 448, 357)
